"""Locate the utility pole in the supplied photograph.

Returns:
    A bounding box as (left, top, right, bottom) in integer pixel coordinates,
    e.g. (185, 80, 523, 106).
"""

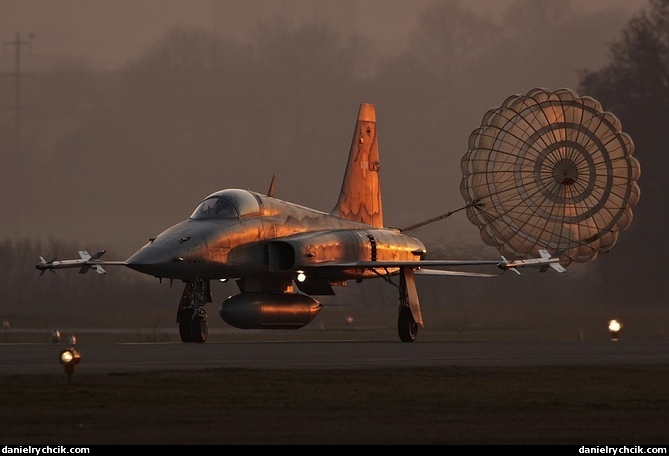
(3, 32, 33, 160)
(2, 32, 33, 239)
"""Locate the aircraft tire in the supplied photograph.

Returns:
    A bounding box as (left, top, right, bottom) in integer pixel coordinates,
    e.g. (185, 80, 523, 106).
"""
(397, 306, 417, 343)
(178, 309, 195, 342)
(190, 312, 208, 343)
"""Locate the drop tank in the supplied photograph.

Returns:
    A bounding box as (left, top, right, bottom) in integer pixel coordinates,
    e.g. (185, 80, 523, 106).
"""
(219, 292, 322, 329)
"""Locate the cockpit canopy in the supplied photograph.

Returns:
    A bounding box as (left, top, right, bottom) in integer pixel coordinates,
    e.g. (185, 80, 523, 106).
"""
(190, 189, 261, 220)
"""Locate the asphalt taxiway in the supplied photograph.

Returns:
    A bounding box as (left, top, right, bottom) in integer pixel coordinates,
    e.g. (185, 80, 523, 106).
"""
(2, 339, 668, 376)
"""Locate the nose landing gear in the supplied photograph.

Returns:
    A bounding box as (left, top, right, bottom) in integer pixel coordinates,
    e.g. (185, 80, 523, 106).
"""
(177, 279, 211, 343)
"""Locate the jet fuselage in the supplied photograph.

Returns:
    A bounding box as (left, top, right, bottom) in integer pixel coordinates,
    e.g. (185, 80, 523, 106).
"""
(125, 188, 426, 283)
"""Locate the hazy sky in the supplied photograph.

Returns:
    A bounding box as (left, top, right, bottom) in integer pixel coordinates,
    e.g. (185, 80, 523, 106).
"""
(1, 0, 649, 70)
(0, 0, 659, 331)
(0, 0, 652, 255)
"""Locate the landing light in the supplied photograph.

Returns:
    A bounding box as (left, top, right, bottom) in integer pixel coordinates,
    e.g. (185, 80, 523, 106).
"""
(297, 270, 306, 282)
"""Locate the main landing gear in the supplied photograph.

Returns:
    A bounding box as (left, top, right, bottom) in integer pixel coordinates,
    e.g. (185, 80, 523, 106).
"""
(396, 267, 422, 343)
(398, 306, 418, 342)
(177, 279, 211, 343)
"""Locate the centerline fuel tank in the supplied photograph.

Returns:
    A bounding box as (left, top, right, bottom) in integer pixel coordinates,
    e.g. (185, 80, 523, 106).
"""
(219, 292, 323, 329)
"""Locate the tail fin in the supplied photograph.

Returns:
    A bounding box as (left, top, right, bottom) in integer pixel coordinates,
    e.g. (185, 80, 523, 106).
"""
(330, 103, 383, 227)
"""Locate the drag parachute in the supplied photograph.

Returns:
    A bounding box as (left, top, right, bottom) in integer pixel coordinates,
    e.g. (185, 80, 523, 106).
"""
(460, 88, 640, 268)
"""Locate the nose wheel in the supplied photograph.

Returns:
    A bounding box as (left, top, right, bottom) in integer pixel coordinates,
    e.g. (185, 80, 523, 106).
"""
(177, 279, 211, 343)
(178, 307, 208, 343)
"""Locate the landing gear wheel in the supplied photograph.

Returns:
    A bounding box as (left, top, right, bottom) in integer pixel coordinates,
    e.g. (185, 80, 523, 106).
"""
(398, 306, 418, 343)
(178, 308, 208, 343)
(190, 311, 208, 343)
(178, 308, 195, 342)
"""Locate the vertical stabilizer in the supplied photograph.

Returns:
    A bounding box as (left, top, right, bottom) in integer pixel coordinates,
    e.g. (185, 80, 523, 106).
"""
(330, 103, 383, 227)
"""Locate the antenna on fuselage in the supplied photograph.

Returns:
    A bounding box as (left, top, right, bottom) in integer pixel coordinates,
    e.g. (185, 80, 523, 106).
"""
(267, 174, 276, 197)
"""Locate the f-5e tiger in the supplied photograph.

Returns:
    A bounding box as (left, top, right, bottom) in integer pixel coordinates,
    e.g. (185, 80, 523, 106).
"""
(37, 91, 640, 343)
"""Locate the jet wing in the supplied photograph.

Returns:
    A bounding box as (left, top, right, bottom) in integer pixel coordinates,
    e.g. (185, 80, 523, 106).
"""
(414, 269, 499, 278)
(301, 249, 565, 276)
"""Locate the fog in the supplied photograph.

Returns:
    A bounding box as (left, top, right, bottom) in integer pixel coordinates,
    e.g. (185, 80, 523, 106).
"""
(0, 0, 662, 337)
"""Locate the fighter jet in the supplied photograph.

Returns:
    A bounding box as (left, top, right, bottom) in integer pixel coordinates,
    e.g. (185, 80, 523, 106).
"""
(37, 98, 636, 343)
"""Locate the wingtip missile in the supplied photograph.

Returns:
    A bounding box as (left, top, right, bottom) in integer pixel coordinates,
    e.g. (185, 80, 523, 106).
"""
(498, 249, 566, 274)
(36, 256, 55, 275)
(36, 250, 111, 275)
(500, 256, 521, 275)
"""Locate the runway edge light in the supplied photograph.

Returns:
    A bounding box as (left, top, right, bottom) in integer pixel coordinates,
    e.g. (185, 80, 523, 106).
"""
(608, 319, 622, 341)
(59, 347, 81, 381)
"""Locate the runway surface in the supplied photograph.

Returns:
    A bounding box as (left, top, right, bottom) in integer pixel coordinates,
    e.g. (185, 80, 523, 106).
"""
(2, 339, 669, 375)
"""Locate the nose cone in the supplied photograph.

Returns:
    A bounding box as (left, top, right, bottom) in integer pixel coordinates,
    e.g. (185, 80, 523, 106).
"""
(126, 244, 182, 277)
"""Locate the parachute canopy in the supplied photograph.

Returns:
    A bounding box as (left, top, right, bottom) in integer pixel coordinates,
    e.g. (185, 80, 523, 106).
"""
(460, 88, 640, 268)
